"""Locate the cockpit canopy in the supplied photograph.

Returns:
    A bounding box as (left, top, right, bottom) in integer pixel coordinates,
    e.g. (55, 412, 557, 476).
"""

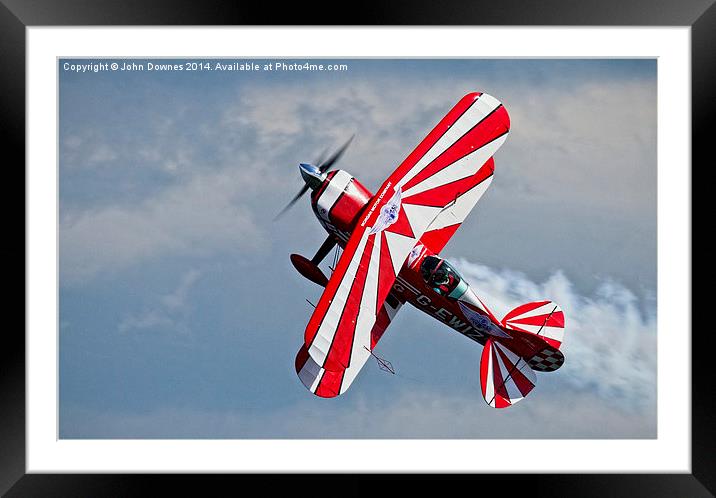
(420, 255, 468, 299)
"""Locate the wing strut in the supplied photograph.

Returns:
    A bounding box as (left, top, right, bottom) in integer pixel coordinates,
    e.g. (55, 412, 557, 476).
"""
(311, 235, 337, 264)
(364, 346, 395, 375)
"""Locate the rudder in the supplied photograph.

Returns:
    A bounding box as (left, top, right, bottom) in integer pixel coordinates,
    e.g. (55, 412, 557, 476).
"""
(480, 338, 536, 408)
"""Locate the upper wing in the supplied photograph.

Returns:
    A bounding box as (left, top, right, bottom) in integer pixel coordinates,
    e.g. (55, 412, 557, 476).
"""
(304, 92, 510, 372)
(417, 156, 495, 254)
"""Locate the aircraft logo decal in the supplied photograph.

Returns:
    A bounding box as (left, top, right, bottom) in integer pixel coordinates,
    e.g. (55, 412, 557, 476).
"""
(368, 187, 402, 235)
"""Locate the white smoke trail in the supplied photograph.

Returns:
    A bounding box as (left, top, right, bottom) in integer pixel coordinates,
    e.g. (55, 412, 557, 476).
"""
(454, 259, 657, 411)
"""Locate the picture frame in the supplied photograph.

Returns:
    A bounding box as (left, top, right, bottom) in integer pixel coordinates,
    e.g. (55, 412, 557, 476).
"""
(6, 0, 711, 494)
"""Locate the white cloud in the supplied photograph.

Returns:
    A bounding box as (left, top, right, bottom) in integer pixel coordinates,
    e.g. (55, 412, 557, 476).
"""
(496, 79, 657, 214)
(119, 269, 202, 334)
(223, 79, 463, 188)
(62, 132, 119, 169)
(225, 75, 656, 214)
(60, 168, 266, 284)
(86, 144, 118, 165)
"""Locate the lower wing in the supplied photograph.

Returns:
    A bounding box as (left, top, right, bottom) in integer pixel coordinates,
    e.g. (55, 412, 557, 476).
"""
(295, 294, 402, 397)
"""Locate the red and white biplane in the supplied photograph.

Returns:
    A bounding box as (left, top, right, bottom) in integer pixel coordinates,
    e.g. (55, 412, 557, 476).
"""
(277, 92, 565, 408)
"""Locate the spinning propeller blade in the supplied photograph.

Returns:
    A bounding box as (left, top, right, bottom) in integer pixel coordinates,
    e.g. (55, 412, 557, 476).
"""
(273, 185, 309, 221)
(318, 135, 354, 173)
(274, 136, 354, 220)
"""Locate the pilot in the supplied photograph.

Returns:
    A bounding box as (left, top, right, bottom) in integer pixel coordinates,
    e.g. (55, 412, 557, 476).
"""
(431, 268, 455, 296)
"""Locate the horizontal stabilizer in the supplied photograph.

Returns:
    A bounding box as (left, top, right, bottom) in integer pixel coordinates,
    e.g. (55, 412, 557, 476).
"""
(502, 300, 565, 349)
(480, 338, 536, 408)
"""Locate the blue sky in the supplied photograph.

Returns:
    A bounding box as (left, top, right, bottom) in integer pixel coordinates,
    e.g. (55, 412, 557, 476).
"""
(59, 58, 656, 438)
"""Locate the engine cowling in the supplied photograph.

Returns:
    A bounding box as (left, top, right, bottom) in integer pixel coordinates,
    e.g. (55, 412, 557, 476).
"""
(310, 169, 372, 236)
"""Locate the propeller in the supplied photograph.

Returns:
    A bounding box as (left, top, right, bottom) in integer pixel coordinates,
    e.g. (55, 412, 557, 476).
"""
(317, 134, 353, 174)
(274, 135, 354, 220)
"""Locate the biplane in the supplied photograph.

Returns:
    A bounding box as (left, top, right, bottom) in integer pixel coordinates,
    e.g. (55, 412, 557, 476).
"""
(277, 92, 565, 408)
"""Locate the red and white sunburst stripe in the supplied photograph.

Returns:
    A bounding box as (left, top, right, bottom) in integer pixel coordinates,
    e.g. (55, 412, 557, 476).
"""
(304, 92, 510, 374)
(296, 298, 402, 398)
(502, 300, 565, 349)
(480, 338, 536, 408)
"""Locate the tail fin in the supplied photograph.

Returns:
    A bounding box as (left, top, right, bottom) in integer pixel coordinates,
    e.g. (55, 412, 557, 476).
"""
(499, 300, 565, 373)
(502, 300, 565, 349)
(480, 338, 536, 408)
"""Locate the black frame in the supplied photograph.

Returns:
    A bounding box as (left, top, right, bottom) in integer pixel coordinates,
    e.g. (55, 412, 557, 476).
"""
(5, 0, 711, 495)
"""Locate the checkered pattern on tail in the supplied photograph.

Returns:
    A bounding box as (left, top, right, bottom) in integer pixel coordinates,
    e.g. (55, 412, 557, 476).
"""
(528, 347, 565, 372)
